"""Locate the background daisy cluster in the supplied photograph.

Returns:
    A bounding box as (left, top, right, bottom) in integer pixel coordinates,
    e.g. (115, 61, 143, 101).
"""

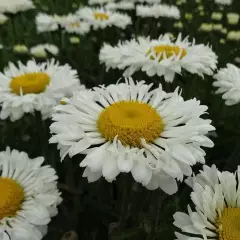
(0, 0, 240, 239)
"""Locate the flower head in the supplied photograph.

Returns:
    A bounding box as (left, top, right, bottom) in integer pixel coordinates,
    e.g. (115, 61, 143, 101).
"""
(50, 79, 214, 194)
(30, 44, 59, 58)
(100, 34, 218, 82)
(0, 148, 62, 240)
(36, 13, 59, 33)
(0, 0, 34, 14)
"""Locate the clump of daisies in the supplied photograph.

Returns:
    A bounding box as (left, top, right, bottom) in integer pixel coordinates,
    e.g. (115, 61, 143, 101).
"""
(0, 59, 85, 121)
(76, 7, 132, 30)
(0, 0, 34, 14)
(30, 44, 59, 58)
(0, 148, 62, 240)
(99, 34, 218, 82)
(35, 13, 59, 33)
(136, 4, 180, 19)
(50, 79, 215, 194)
(174, 164, 240, 240)
(213, 64, 240, 106)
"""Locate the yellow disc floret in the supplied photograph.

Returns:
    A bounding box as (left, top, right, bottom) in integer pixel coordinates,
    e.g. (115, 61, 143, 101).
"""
(97, 100, 164, 148)
(146, 45, 187, 61)
(10, 72, 50, 95)
(0, 177, 24, 220)
(217, 207, 240, 240)
(94, 12, 109, 20)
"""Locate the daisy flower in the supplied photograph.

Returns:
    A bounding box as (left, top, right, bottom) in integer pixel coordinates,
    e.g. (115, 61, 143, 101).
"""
(50, 79, 214, 194)
(36, 13, 59, 33)
(0, 148, 62, 240)
(88, 0, 115, 5)
(136, 4, 180, 19)
(30, 44, 59, 58)
(0, 0, 34, 14)
(0, 13, 8, 24)
(99, 34, 218, 82)
(215, 0, 233, 5)
(0, 60, 85, 121)
(174, 164, 240, 240)
(59, 14, 90, 35)
(213, 64, 240, 106)
(76, 7, 132, 30)
(105, 2, 135, 11)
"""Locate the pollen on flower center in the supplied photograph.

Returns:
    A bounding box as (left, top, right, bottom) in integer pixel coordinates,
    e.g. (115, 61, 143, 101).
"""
(94, 12, 109, 20)
(97, 100, 164, 147)
(10, 72, 50, 95)
(146, 45, 187, 61)
(217, 207, 240, 240)
(0, 177, 24, 220)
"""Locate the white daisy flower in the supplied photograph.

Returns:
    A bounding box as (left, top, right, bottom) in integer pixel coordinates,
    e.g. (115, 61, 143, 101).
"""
(136, 4, 180, 19)
(59, 14, 90, 35)
(88, 0, 114, 5)
(36, 13, 59, 33)
(99, 34, 218, 82)
(0, 13, 8, 24)
(49, 79, 215, 194)
(136, 0, 162, 4)
(0, 59, 85, 121)
(215, 0, 232, 5)
(0, 0, 34, 14)
(105, 2, 135, 11)
(213, 64, 240, 106)
(76, 7, 132, 30)
(0, 147, 62, 240)
(30, 44, 59, 58)
(174, 164, 240, 240)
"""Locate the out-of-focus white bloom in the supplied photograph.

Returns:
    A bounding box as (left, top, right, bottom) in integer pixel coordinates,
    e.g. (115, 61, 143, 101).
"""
(174, 165, 240, 240)
(59, 14, 90, 35)
(50, 79, 214, 193)
(135, 0, 162, 4)
(100, 34, 218, 82)
(13, 44, 29, 54)
(235, 57, 240, 64)
(76, 7, 131, 30)
(0, 13, 8, 24)
(198, 23, 213, 32)
(184, 13, 193, 20)
(105, 1, 135, 11)
(30, 44, 59, 58)
(36, 13, 59, 33)
(220, 38, 226, 44)
(211, 12, 223, 21)
(227, 13, 239, 25)
(69, 36, 80, 44)
(0, 44, 3, 49)
(227, 31, 240, 41)
(221, 28, 227, 34)
(0, 60, 84, 121)
(213, 64, 240, 105)
(0, 0, 34, 14)
(215, 0, 232, 5)
(212, 23, 223, 31)
(88, 0, 114, 5)
(173, 21, 183, 29)
(136, 4, 180, 19)
(0, 147, 62, 240)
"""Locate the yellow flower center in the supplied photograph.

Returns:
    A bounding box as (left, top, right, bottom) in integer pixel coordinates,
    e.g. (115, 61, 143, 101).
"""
(94, 12, 109, 20)
(97, 101, 164, 147)
(10, 72, 50, 95)
(0, 177, 24, 220)
(217, 207, 240, 240)
(68, 22, 80, 28)
(146, 45, 187, 61)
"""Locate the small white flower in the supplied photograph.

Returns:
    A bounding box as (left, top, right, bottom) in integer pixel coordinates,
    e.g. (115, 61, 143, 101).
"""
(13, 44, 29, 54)
(213, 64, 240, 106)
(227, 31, 240, 41)
(0, 59, 85, 121)
(174, 164, 240, 240)
(88, 0, 115, 5)
(0, 148, 62, 240)
(198, 23, 213, 32)
(211, 12, 223, 21)
(76, 7, 132, 30)
(99, 34, 218, 82)
(36, 13, 59, 33)
(50, 79, 214, 194)
(215, 0, 232, 5)
(30, 44, 59, 58)
(0, 0, 34, 14)
(227, 13, 239, 25)
(105, 1, 135, 11)
(136, 4, 180, 19)
(59, 14, 90, 35)
(0, 13, 8, 24)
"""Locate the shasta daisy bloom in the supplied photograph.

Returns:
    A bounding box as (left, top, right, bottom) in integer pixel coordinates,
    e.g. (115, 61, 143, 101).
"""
(36, 13, 59, 33)
(173, 164, 240, 240)
(0, 59, 85, 121)
(59, 14, 90, 35)
(76, 7, 132, 30)
(0, 0, 34, 14)
(0, 148, 62, 240)
(30, 44, 59, 58)
(213, 64, 240, 106)
(136, 4, 180, 19)
(105, 1, 135, 11)
(50, 79, 214, 194)
(99, 34, 218, 82)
